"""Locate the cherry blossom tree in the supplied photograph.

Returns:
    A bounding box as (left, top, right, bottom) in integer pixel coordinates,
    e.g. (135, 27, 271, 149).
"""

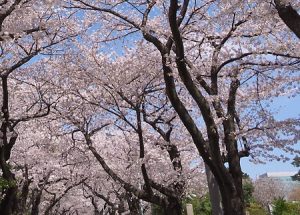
(253, 177, 285, 210)
(65, 0, 300, 214)
(0, 1, 81, 214)
(46, 43, 207, 214)
(1, 1, 299, 215)
(10, 118, 92, 215)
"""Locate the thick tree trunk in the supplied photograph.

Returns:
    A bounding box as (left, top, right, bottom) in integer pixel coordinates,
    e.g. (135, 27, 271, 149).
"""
(127, 207, 140, 215)
(18, 179, 30, 215)
(0, 186, 18, 215)
(31, 188, 43, 215)
(164, 198, 182, 215)
(220, 189, 244, 215)
(126, 193, 141, 215)
(217, 173, 244, 215)
(0, 149, 18, 215)
(205, 164, 223, 215)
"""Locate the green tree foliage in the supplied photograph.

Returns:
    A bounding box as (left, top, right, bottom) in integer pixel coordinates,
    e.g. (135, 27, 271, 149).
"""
(183, 194, 212, 215)
(0, 177, 16, 202)
(0, 177, 16, 190)
(0, 177, 13, 191)
(243, 182, 255, 206)
(242, 173, 255, 207)
(272, 198, 300, 215)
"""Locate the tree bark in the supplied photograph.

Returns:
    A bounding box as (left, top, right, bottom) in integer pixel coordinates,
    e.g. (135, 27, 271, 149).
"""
(18, 176, 31, 215)
(126, 192, 141, 215)
(205, 164, 223, 215)
(0, 186, 18, 215)
(274, 0, 300, 39)
(164, 198, 182, 215)
(31, 188, 43, 215)
(219, 186, 244, 215)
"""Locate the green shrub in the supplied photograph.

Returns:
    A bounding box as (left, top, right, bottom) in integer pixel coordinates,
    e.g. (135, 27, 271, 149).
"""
(183, 194, 212, 215)
(243, 180, 255, 206)
(151, 194, 213, 215)
(246, 202, 268, 215)
(272, 198, 300, 215)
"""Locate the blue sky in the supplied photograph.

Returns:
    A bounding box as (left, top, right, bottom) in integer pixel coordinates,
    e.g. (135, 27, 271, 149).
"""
(241, 95, 300, 179)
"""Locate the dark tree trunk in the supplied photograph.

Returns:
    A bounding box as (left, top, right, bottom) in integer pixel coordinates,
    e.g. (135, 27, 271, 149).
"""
(31, 188, 43, 215)
(0, 186, 18, 215)
(220, 187, 244, 215)
(17, 165, 31, 215)
(274, 0, 300, 39)
(127, 206, 140, 215)
(205, 164, 223, 215)
(0, 148, 18, 215)
(164, 198, 182, 215)
(215, 163, 245, 215)
(126, 192, 141, 215)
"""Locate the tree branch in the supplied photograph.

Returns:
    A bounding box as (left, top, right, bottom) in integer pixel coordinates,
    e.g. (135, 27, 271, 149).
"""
(274, 0, 300, 39)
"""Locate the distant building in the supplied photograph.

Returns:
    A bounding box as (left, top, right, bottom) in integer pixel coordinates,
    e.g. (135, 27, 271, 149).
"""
(259, 171, 300, 200)
(259, 171, 298, 178)
(259, 171, 299, 186)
